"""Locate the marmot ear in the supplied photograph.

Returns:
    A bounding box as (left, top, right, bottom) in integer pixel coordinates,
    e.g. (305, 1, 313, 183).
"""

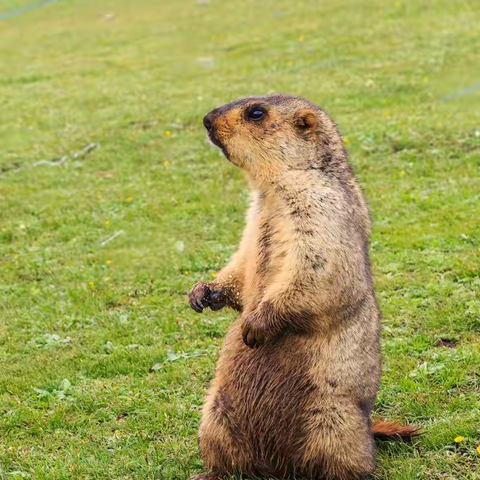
(293, 109, 318, 131)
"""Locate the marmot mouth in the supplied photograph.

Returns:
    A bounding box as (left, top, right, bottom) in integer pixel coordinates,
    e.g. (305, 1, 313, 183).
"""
(207, 131, 230, 160)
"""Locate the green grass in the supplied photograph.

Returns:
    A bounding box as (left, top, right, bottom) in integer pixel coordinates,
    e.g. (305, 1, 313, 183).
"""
(0, 0, 479, 478)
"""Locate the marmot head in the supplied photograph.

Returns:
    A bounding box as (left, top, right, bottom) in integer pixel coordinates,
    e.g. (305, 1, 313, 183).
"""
(203, 94, 345, 182)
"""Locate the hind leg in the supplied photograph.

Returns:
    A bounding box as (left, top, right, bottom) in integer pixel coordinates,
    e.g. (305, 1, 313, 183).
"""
(195, 386, 253, 478)
(299, 401, 375, 480)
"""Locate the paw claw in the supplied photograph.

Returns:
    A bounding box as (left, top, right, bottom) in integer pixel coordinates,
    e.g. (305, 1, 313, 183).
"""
(188, 281, 226, 313)
(242, 324, 258, 348)
(247, 329, 257, 348)
(242, 327, 250, 347)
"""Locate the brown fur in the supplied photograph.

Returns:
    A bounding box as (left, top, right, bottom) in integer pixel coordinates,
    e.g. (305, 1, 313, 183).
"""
(372, 420, 420, 442)
(188, 95, 417, 480)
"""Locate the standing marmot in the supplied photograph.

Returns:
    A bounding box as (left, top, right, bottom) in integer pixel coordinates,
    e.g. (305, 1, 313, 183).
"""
(188, 95, 417, 480)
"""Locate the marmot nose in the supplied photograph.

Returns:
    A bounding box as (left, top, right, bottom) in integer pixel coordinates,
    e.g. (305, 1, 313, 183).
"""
(203, 113, 214, 132)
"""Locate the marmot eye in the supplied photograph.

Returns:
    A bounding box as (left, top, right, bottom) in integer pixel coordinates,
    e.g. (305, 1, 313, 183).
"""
(247, 108, 265, 121)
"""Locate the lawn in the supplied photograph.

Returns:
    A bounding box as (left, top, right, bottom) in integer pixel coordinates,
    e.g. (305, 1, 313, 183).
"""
(0, 0, 479, 479)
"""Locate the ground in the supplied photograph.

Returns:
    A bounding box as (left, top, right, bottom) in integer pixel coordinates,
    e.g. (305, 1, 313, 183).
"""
(0, 0, 479, 479)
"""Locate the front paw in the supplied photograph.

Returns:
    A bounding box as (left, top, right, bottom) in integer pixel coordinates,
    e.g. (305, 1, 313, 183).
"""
(188, 281, 226, 313)
(241, 314, 269, 348)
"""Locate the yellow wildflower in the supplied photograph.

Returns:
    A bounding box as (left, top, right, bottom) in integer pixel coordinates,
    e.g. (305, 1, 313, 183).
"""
(454, 436, 464, 443)
(343, 136, 350, 145)
(104, 220, 110, 226)
(114, 429, 121, 435)
(105, 260, 112, 265)
(164, 160, 170, 167)
(165, 130, 171, 136)
(211, 272, 217, 279)
(476, 445, 480, 455)
(126, 197, 133, 202)
(88, 281, 95, 288)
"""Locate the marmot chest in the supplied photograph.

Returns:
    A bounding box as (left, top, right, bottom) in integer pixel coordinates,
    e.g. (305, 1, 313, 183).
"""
(242, 208, 295, 309)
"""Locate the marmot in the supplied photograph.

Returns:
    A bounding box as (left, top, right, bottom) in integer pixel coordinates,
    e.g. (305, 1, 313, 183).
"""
(188, 95, 417, 480)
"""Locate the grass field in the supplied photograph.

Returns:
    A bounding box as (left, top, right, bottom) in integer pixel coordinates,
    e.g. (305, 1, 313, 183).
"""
(1, 0, 479, 479)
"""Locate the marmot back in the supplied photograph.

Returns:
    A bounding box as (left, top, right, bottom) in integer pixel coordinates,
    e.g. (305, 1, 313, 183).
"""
(188, 95, 417, 480)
